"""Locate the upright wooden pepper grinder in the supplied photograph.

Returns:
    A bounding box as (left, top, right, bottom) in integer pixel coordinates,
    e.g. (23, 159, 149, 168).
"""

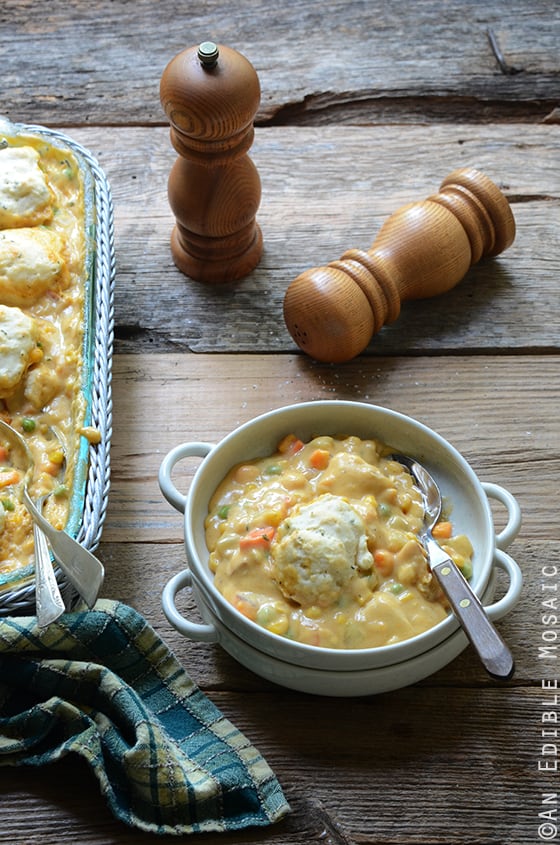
(160, 41, 262, 283)
(283, 168, 515, 362)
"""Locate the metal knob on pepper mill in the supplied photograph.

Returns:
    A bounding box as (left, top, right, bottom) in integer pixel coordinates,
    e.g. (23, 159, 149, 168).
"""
(283, 168, 516, 362)
(160, 41, 262, 283)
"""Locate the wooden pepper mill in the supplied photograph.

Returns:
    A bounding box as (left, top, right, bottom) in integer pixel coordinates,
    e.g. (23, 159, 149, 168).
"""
(283, 167, 515, 362)
(160, 41, 262, 283)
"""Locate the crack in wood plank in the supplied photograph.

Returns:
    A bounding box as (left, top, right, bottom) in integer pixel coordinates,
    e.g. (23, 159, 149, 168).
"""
(259, 93, 556, 126)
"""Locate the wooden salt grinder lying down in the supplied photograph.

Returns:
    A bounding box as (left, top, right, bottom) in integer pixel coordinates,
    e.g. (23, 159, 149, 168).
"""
(283, 168, 516, 363)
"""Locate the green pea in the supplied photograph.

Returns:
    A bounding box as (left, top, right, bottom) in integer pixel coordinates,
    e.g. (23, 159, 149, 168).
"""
(217, 505, 230, 519)
(264, 464, 282, 475)
(460, 561, 473, 580)
(1, 498, 14, 511)
(21, 418, 36, 433)
(377, 502, 392, 519)
(256, 605, 275, 626)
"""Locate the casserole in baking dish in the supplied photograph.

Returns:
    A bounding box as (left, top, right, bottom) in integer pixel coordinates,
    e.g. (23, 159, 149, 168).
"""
(0, 118, 115, 612)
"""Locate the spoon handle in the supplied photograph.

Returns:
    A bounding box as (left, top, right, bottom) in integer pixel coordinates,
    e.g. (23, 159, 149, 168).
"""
(33, 521, 65, 627)
(428, 540, 514, 680)
(24, 490, 104, 608)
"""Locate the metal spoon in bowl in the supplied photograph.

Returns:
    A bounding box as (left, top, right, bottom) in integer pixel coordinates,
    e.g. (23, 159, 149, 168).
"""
(390, 454, 514, 681)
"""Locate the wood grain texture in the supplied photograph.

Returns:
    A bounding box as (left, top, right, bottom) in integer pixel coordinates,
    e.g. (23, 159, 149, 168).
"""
(105, 352, 558, 543)
(2, 0, 558, 126)
(1, 351, 550, 843)
(2, 1, 558, 842)
(0, 683, 549, 845)
(282, 167, 517, 361)
(57, 123, 560, 355)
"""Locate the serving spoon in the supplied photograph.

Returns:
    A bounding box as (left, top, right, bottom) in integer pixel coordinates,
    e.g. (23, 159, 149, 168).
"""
(30, 495, 66, 626)
(0, 420, 65, 625)
(22, 489, 104, 608)
(390, 453, 514, 681)
(0, 419, 104, 612)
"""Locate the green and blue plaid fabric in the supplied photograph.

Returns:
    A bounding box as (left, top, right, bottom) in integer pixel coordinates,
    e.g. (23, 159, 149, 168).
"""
(0, 600, 289, 835)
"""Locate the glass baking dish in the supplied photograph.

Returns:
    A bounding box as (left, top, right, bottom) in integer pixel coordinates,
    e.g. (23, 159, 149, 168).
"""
(0, 118, 115, 614)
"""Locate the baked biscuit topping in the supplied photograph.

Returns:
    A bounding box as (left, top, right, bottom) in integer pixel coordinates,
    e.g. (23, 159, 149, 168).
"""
(0, 125, 88, 586)
(272, 494, 375, 608)
(0, 304, 40, 398)
(0, 228, 65, 306)
(0, 145, 53, 228)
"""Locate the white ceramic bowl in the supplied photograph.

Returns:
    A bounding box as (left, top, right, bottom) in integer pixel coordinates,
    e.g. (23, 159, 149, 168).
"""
(159, 401, 522, 695)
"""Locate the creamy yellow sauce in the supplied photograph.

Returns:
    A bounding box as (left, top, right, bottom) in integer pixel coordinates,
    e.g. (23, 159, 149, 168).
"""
(0, 129, 92, 587)
(205, 434, 474, 649)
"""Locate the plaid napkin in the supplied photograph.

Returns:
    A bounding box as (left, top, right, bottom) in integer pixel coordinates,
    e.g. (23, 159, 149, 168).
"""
(0, 599, 289, 835)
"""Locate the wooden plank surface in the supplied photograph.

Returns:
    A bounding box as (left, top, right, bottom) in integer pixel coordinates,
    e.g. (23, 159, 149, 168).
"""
(1, 350, 553, 843)
(103, 351, 557, 694)
(105, 353, 557, 542)
(2, 0, 559, 842)
(3, 0, 559, 126)
(0, 351, 542, 844)
(0, 687, 547, 845)
(59, 123, 560, 355)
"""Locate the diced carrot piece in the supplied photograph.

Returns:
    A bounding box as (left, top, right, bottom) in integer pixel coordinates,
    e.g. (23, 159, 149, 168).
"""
(233, 595, 258, 621)
(374, 549, 395, 577)
(432, 521, 453, 540)
(0, 446, 8, 462)
(0, 470, 20, 488)
(239, 526, 276, 549)
(278, 434, 296, 453)
(309, 448, 330, 470)
(277, 433, 304, 455)
(41, 460, 63, 477)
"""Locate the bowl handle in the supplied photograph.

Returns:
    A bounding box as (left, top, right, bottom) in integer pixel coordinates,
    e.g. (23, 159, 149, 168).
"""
(483, 548, 523, 621)
(158, 442, 214, 513)
(482, 482, 522, 550)
(162, 569, 219, 643)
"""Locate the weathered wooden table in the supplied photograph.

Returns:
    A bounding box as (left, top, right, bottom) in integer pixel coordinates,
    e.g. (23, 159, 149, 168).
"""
(2, 1, 559, 842)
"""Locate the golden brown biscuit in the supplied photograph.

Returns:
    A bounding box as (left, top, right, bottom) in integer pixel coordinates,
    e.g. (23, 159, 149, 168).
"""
(0, 227, 65, 306)
(0, 145, 53, 228)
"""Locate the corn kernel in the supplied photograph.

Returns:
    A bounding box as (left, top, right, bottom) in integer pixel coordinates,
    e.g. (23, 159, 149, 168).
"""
(399, 493, 413, 513)
(79, 425, 102, 445)
(266, 616, 290, 636)
(235, 464, 260, 484)
(29, 346, 44, 364)
(261, 509, 285, 527)
(48, 448, 65, 465)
